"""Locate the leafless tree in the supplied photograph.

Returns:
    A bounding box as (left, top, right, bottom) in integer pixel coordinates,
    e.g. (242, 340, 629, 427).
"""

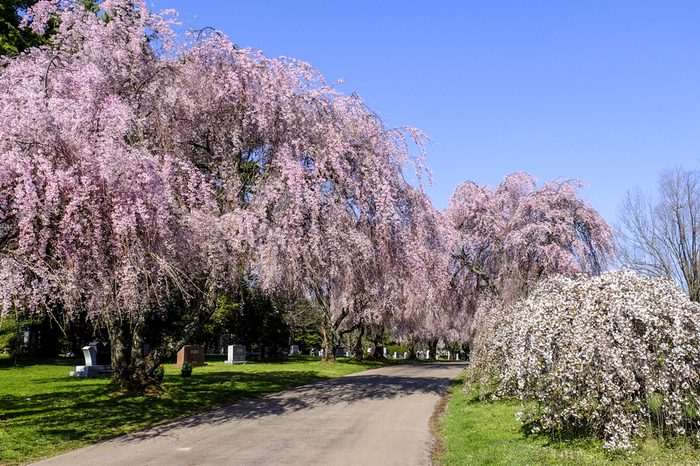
(617, 167, 700, 301)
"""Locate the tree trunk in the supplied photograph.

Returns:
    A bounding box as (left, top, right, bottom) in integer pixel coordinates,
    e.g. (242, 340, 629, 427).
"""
(320, 305, 335, 362)
(106, 315, 163, 393)
(369, 325, 385, 359)
(428, 339, 438, 360)
(406, 338, 416, 360)
(353, 324, 365, 361)
(462, 342, 470, 362)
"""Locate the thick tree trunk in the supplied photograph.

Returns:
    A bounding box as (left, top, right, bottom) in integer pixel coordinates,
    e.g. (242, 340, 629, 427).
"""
(320, 305, 335, 362)
(406, 339, 416, 360)
(320, 328, 335, 362)
(370, 326, 385, 359)
(106, 315, 164, 393)
(462, 342, 470, 362)
(353, 324, 365, 361)
(428, 339, 438, 360)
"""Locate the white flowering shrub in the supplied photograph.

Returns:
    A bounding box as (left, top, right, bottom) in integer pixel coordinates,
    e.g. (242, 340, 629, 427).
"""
(468, 270, 700, 450)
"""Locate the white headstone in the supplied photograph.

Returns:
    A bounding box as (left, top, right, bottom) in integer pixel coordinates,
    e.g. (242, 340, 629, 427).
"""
(82, 346, 97, 366)
(69, 345, 112, 378)
(289, 344, 300, 355)
(226, 344, 246, 364)
(403, 352, 409, 359)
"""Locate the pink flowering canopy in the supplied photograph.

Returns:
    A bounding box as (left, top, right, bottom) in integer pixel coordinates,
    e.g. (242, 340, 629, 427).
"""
(1, 2, 618, 387)
(447, 172, 613, 303)
(387, 189, 464, 344)
(0, 1, 235, 323)
(0, 0, 449, 377)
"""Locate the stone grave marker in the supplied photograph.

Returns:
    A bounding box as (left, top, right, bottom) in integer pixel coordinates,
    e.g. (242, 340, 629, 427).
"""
(177, 344, 205, 367)
(69, 345, 113, 377)
(289, 344, 300, 355)
(94, 341, 111, 365)
(84, 345, 96, 366)
(226, 344, 246, 364)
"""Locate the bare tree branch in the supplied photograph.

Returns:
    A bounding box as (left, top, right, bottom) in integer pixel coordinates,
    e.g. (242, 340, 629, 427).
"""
(617, 167, 700, 301)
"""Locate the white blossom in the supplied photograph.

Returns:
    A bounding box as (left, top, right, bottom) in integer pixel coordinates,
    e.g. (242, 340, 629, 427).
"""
(468, 270, 700, 450)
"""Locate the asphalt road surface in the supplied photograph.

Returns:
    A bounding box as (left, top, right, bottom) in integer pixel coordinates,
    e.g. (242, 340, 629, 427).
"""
(34, 362, 467, 466)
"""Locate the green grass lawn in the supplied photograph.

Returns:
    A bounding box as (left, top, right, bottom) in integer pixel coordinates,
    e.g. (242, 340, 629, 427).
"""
(436, 376, 700, 465)
(0, 354, 388, 465)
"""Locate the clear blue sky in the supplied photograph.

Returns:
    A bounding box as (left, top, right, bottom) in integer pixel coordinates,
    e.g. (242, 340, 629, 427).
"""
(153, 0, 700, 226)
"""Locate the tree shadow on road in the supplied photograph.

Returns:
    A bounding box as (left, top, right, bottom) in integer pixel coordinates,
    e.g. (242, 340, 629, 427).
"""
(119, 363, 463, 442)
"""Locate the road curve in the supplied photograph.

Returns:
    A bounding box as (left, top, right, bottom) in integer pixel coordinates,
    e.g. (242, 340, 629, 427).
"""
(34, 362, 466, 466)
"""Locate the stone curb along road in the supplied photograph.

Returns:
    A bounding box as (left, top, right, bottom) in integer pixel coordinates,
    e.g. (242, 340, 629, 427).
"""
(34, 362, 467, 466)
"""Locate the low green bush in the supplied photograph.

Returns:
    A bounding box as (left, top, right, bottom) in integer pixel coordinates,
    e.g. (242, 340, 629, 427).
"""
(386, 345, 408, 356)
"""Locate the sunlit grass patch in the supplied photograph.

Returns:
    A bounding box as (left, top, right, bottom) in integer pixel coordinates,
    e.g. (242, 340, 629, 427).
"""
(0, 354, 386, 465)
(436, 377, 700, 465)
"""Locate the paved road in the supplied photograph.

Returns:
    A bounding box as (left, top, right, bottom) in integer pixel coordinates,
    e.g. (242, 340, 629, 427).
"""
(35, 362, 466, 466)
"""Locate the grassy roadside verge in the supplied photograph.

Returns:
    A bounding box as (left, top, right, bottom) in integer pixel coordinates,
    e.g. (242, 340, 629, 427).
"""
(433, 373, 700, 465)
(0, 355, 390, 465)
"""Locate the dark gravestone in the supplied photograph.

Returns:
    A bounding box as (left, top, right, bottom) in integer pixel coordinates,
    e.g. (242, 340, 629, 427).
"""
(176, 345, 205, 367)
(90, 341, 111, 365)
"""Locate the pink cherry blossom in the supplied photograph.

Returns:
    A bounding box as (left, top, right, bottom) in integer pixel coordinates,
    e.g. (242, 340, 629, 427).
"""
(1, 0, 444, 383)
